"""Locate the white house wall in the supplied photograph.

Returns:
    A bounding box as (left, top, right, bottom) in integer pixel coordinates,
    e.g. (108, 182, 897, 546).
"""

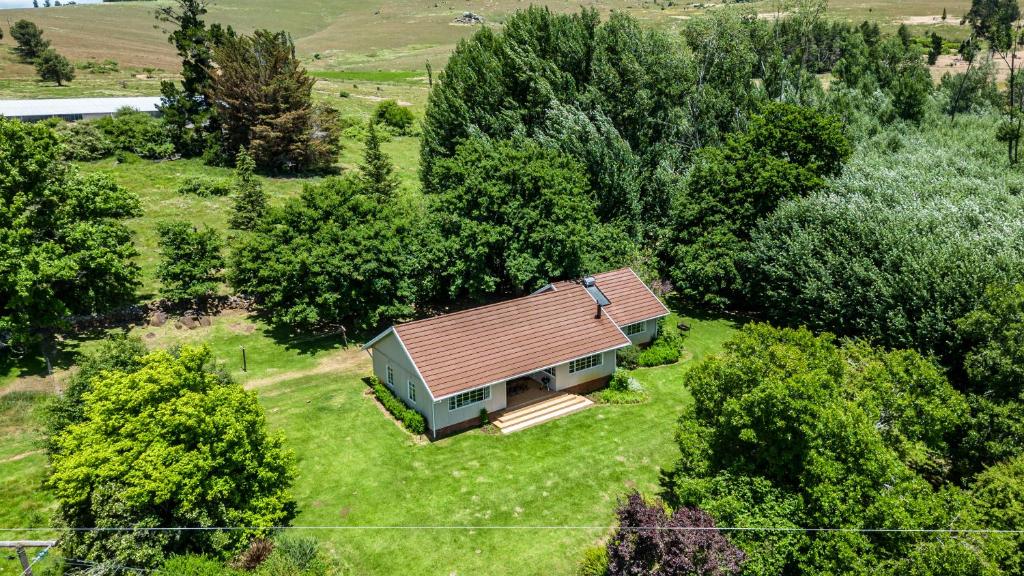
(625, 318, 659, 345)
(431, 384, 507, 431)
(552, 350, 617, 391)
(370, 332, 432, 428)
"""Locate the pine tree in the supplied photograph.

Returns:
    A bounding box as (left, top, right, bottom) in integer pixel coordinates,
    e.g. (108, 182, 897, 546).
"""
(942, 7, 948, 20)
(360, 121, 398, 200)
(928, 32, 944, 65)
(35, 49, 74, 86)
(898, 23, 912, 48)
(228, 148, 268, 230)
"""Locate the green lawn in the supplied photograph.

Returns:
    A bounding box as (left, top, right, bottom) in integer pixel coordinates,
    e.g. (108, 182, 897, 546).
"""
(260, 314, 738, 575)
(0, 313, 738, 575)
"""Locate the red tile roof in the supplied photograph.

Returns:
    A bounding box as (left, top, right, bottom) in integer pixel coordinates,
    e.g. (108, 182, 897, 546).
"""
(552, 268, 670, 327)
(389, 284, 631, 399)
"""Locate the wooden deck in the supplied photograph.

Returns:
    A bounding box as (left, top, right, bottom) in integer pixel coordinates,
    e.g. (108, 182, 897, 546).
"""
(493, 393, 593, 434)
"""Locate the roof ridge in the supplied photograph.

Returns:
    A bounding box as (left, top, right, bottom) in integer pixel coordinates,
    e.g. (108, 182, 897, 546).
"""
(395, 283, 589, 330)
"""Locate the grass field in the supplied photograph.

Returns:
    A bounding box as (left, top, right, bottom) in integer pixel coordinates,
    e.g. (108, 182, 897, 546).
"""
(0, 312, 741, 575)
(0, 0, 974, 100)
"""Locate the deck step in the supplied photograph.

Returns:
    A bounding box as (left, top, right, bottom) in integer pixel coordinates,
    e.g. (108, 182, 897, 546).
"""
(499, 393, 578, 421)
(494, 394, 593, 433)
(495, 394, 582, 426)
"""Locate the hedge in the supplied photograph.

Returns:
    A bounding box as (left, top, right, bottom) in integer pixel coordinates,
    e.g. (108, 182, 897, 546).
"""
(369, 376, 426, 435)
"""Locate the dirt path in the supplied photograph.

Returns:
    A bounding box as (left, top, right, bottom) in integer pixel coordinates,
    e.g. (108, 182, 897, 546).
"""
(243, 347, 370, 390)
(0, 450, 43, 464)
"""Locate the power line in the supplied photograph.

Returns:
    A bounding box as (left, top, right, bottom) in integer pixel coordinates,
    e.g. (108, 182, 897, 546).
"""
(1, 525, 1022, 534)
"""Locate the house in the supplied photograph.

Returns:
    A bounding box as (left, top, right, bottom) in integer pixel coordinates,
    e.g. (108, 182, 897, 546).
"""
(0, 96, 162, 122)
(363, 267, 670, 438)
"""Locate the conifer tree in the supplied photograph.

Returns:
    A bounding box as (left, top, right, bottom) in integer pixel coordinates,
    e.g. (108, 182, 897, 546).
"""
(360, 121, 398, 199)
(228, 148, 268, 230)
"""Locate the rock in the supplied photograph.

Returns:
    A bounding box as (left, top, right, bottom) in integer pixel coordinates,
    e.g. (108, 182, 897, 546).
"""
(146, 332, 156, 339)
(174, 322, 183, 330)
(149, 311, 167, 327)
(199, 316, 212, 327)
(180, 316, 197, 329)
(454, 11, 484, 24)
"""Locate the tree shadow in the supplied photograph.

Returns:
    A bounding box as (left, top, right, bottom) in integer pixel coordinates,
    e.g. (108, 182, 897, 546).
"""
(664, 294, 752, 328)
(258, 319, 351, 356)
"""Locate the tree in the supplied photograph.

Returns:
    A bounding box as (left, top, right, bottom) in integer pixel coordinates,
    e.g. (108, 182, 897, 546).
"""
(9, 19, 50, 61)
(0, 119, 140, 348)
(228, 148, 268, 230)
(156, 221, 225, 302)
(898, 23, 913, 47)
(745, 117, 1024, 356)
(662, 324, 982, 575)
(429, 137, 598, 299)
(943, 7, 949, 20)
(229, 175, 430, 332)
(360, 121, 398, 200)
(420, 8, 689, 235)
(48, 346, 296, 569)
(372, 99, 415, 134)
(970, 454, 1024, 574)
(155, 0, 226, 157)
(665, 102, 850, 308)
(928, 32, 944, 65)
(966, 0, 1024, 162)
(208, 29, 340, 172)
(606, 491, 744, 576)
(34, 48, 74, 86)
(45, 334, 148, 453)
(954, 284, 1024, 475)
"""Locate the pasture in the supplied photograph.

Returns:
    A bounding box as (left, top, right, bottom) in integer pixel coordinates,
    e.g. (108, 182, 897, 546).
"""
(0, 0, 974, 100)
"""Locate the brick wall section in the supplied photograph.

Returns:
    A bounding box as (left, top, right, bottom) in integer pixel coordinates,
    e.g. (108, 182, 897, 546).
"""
(430, 375, 611, 440)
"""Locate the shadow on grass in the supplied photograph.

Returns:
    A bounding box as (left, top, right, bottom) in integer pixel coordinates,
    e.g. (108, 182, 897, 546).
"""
(258, 320, 351, 356)
(664, 294, 751, 328)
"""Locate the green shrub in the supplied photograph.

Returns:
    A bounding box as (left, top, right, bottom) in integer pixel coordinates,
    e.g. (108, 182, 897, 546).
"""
(372, 99, 415, 133)
(635, 322, 684, 367)
(577, 545, 609, 576)
(480, 407, 489, 426)
(162, 555, 240, 575)
(338, 89, 350, 98)
(595, 369, 647, 404)
(609, 368, 631, 392)
(616, 345, 640, 370)
(50, 120, 113, 160)
(94, 107, 174, 159)
(255, 536, 335, 576)
(369, 376, 426, 434)
(178, 176, 232, 197)
(115, 150, 141, 164)
(637, 342, 681, 367)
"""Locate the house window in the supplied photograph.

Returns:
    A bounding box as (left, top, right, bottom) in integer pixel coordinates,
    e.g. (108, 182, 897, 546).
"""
(408, 380, 416, 403)
(542, 367, 555, 377)
(569, 353, 603, 374)
(386, 365, 394, 387)
(448, 387, 490, 411)
(624, 321, 646, 336)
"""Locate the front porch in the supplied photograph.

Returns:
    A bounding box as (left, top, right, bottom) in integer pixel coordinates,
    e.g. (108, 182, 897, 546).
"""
(505, 374, 557, 410)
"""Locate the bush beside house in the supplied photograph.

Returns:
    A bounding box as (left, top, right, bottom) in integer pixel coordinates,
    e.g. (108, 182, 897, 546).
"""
(369, 376, 426, 434)
(617, 320, 685, 369)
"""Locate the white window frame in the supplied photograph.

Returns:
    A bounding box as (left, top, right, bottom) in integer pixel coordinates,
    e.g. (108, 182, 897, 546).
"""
(407, 380, 416, 403)
(448, 387, 490, 411)
(386, 365, 394, 387)
(568, 353, 603, 374)
(624, 321, 646, 336)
